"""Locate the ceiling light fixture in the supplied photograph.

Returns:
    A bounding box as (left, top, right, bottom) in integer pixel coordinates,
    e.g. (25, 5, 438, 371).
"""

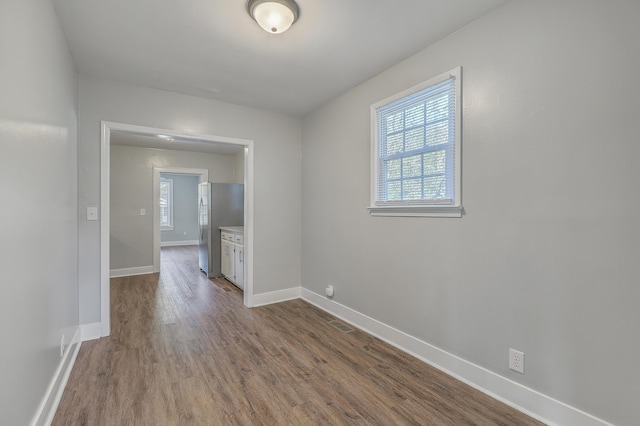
(247, 0, 299, 34)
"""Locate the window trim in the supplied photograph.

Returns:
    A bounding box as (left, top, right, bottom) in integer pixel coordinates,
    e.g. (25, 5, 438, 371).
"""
(160, 177, 174, 230)
(369, 67, 463, 218)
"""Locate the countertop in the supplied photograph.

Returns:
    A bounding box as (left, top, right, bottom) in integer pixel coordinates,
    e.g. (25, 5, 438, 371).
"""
(219, 226, 244, 233)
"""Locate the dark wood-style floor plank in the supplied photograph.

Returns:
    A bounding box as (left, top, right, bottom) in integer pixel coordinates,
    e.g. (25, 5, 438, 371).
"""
(53, 246, 542, 425)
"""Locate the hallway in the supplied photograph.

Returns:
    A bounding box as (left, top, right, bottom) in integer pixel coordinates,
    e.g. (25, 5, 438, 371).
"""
(53, 246, 540, 425)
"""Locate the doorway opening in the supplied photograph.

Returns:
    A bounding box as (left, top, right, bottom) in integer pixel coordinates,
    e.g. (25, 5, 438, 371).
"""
(153, 168, 209, 272)
(100, 121, 255, 337)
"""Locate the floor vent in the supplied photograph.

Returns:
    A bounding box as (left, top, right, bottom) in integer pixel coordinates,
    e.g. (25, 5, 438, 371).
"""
(222, 287, 232, 292)
(329, 320, 354, 333)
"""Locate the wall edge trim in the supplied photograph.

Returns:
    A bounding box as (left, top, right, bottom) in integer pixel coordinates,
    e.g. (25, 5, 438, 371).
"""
(160, 240, 199, 247)
(251, 286, 301, 307)
(80, 322, 102, 342)
(30, 327, 81, 426)
(300, 288, 613, 426)
(109, 266, 154, 278)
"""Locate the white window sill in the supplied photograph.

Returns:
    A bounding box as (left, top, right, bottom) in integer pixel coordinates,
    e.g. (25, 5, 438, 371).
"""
(368, 205, 463, 218)
(161, 226, 174, 231)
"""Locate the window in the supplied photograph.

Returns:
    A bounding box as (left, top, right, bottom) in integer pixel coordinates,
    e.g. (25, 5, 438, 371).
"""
(370, 67, 462, 217)
(160, 177, 173, 229)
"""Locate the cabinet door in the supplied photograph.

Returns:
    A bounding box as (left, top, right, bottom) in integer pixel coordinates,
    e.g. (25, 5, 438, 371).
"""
(220, 240, 227, 277)
(221, 240, 233, 279)
(234, 244, 244, 289)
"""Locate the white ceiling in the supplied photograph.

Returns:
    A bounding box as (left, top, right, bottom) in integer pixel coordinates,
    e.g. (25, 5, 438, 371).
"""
(110, 130, 244, 155)
(52, 0, 508, 117)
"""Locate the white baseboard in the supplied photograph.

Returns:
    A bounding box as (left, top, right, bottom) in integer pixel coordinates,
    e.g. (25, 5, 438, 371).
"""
(80, 322, 102, 341)
(30, 327, 81, 426)
(301, 288, 612, 426)
(252, 286, 301, 307)
(160, 240, 198, 247)
(109, 265, 154, 278)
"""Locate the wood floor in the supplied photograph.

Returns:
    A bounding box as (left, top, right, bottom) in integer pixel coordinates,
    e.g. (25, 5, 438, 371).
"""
(54, 246, 542, 425)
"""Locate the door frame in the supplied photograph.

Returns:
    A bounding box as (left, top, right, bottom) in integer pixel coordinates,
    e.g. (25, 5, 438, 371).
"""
(100, 121, 255, 337)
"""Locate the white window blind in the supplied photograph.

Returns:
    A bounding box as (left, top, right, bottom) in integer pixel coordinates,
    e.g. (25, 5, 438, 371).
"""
(370, 67, 462, 217)
(160, 178, 173, 229)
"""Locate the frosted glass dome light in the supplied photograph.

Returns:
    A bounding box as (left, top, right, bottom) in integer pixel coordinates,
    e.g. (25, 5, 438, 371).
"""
(248, 0, 299, 34)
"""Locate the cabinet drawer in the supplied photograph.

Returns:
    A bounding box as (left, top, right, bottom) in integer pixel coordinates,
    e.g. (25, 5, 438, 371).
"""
(221, 231, 233, 241)
(233, 234, 244, 244)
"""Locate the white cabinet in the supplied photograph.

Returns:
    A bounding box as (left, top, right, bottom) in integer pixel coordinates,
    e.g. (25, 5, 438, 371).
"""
(221, 236, 234, 279)
(220, 229, 244, 289)
(234, 243, 244, 288)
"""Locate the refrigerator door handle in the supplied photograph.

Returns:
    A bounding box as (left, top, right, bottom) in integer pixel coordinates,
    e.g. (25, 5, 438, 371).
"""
(199, 197, 205, 241)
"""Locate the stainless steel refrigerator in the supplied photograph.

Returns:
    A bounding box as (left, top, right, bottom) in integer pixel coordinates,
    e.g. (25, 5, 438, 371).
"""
(198, 182, 244, 278)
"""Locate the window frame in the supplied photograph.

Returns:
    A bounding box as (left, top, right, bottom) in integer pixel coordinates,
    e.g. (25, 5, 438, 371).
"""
(159, 177, 174, 230)
(369, 67, 463, 218)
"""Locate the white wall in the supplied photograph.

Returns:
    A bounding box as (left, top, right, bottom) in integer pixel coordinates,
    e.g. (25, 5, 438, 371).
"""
(0, 0, 78, 424)
(301, 1, 640, 425)
(110, 145, 237, 269)
(234, 150, 244, 184)
(79, 75, 302, 324)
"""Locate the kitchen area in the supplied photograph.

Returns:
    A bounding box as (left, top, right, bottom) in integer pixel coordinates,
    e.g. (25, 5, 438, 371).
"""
(198, 182, 245, 290)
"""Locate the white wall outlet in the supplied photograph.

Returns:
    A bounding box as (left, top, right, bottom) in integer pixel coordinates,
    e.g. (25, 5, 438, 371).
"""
(60, 335, 65, 357)
(509, 348, 525, 374)
(325, 285, 334, 297)
(140, 208, 146, 216)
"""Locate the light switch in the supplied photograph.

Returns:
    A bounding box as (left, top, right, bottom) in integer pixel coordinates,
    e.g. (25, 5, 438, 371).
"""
(87, 207, 98, 221)
(140, 208, 146, 216)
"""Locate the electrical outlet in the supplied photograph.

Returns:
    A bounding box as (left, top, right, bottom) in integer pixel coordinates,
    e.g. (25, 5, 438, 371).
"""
(509, 348, 525, 374)
(325, 285, 334, 297)
(60, 335, 65, 357)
